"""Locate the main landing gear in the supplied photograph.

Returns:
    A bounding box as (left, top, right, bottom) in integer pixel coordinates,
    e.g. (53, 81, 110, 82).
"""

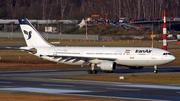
(88, 70, 97, 74)
(104, 70, 114, 73)
(88, 64, 98, 74)
(154, 65, 158, 73)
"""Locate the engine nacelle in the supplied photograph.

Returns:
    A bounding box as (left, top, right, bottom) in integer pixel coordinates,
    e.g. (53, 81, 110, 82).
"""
(97, 61, 117, 71)
(128, 66, 144, 69)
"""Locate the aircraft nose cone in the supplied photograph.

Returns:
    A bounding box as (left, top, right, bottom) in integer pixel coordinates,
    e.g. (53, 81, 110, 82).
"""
(171, 55, 176, 61)
(169, 55, 176, 62)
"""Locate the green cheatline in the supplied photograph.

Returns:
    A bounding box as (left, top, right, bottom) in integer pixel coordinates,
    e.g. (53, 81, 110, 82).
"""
(125, 50, 131, 53)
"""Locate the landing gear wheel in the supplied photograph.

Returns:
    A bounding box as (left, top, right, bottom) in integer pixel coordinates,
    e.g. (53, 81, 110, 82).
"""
(104, 71, 108, 73)
(154, 70, 158, 73)
(88, 70, 92, 74)
(88, 70, 97, 74)
(104, 71, 114, 73)
(154, 65, 158, 74)
(92, 70, 97, 74)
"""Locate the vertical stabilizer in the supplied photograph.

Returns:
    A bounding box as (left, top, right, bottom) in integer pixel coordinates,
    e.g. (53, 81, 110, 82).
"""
(18, 18, 53, 47)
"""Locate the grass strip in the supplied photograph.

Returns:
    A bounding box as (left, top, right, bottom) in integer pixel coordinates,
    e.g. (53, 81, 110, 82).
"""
(64, 74, 180, 84)
(0, 93, 115, 101)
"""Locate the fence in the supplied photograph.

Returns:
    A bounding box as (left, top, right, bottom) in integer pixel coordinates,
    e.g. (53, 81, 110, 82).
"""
(0, 32, 164, 41)
(0, 32, 99, 41)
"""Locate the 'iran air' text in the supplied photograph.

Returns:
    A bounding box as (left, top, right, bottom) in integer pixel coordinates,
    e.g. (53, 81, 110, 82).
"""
(135, 49, 152, 53)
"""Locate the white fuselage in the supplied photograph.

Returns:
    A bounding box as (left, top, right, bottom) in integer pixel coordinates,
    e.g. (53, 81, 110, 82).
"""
(34, 46, 175, 67)
(18, 18, 176, 73)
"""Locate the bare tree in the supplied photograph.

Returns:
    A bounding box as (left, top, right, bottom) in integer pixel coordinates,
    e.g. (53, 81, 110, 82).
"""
(42, 0, 47, 19)
(48, 1, 54, 19)
(117, 0, 121, 18)
(138, 0, 141, 19)
(59, 0, 68, 19)
(6, 0, 14, 18)
(141, 0, 146, 18)
(2, 0, 180, 20)
(173, 0, 180, 16)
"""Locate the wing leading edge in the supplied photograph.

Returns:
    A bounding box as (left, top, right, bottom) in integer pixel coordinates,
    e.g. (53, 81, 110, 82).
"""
(47, 55, 117, 67)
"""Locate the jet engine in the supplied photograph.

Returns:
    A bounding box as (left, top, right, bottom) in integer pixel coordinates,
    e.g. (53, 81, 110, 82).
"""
(97, 61, 117, 71)
(128, 66, 144, 69)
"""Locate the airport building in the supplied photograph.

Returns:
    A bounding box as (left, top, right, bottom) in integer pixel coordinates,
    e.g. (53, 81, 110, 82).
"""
(0, 19, 78, 33)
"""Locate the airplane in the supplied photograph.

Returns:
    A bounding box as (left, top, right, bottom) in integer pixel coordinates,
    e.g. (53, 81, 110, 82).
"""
(18, 18, 175, 74)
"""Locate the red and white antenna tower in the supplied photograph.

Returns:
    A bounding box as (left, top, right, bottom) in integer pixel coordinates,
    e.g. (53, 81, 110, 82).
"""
(163, 10, 167, 50)
(86, 21, 88, 41)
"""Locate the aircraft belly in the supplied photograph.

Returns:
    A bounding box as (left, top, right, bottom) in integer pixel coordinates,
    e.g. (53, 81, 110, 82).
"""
(116, 59, 166, 66)
(117, 60, 148, 66)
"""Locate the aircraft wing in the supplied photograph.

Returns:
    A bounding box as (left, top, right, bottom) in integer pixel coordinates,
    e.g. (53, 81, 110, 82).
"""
(47, 55, 116, 67)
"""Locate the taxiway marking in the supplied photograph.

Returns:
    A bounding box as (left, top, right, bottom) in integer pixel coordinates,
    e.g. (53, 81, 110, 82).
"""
(0, 87, 90, 93)
(42, 84, 74, 87)
(107, 87, 141, 91)
(0, 81, 12, 84)
(118, 85, 180, 90)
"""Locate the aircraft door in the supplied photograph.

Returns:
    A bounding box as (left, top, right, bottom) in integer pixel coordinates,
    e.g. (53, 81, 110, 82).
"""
(151, 49, 157, 59)
(129, 49, 134, 59)
(130, 53, 134, 59)
(50, 48, 56, 56)
(80, 50, 84, 56)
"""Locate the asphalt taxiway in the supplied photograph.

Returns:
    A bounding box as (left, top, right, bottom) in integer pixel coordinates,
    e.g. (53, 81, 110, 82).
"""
(0, 67, 180, 101)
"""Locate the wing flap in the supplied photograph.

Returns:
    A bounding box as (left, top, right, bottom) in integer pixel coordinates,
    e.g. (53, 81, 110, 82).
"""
(47, 55, 116, 61)
(47, 55, 116, 64)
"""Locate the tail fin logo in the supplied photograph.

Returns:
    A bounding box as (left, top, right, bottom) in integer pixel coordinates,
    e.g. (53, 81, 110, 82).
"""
(23, 30, 32, 40)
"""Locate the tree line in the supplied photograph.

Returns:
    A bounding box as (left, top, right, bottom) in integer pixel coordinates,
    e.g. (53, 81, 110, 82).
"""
(0, 0, 180, 20)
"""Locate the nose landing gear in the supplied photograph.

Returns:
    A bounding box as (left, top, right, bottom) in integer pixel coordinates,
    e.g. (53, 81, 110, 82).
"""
(154, 65, 158, 73)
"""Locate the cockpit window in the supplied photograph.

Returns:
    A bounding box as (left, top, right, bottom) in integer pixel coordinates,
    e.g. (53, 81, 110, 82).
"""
(163, 53, 171, 55)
